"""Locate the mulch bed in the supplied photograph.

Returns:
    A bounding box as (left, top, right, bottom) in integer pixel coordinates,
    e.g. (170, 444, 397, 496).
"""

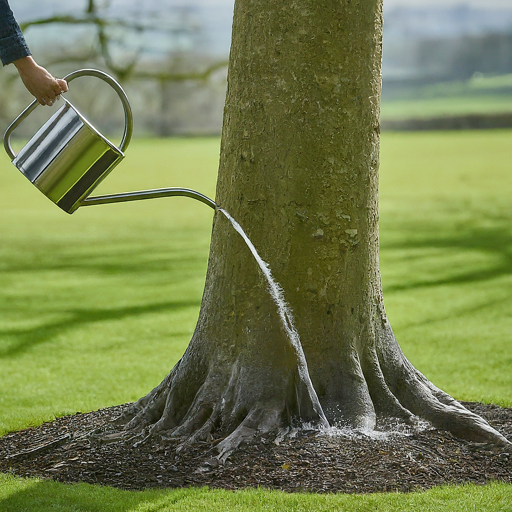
(1, 402, 511, 493)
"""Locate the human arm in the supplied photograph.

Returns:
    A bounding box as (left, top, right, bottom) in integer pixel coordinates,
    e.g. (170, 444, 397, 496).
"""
(0, 0, 31, 65)
(0, 0, 67, 105)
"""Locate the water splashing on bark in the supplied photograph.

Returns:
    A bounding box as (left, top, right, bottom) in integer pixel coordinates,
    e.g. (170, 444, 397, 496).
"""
(219, 208, 329, 428)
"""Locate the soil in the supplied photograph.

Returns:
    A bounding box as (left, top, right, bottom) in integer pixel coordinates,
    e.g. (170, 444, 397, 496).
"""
(1, 402, 511, 494)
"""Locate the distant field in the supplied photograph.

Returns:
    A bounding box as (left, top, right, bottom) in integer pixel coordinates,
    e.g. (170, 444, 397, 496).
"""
(381, 95, 512, 120)
(381, 73, 512, 120)
(0, 132, 511, 510)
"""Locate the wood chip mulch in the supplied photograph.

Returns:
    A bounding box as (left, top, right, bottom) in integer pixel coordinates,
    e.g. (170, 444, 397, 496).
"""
(0, 402, 511, 493)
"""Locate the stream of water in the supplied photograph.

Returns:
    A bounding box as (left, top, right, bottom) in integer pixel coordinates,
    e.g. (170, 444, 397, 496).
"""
(219, 208, 329, 428)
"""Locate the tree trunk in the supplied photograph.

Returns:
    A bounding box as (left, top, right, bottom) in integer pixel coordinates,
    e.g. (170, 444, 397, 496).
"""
(120, 0, 510, 456)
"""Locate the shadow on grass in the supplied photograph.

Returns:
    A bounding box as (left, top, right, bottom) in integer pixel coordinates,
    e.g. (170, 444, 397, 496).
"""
(0, 239, 209, 358)
(0, 476, 163, 512)
(0, 243, 207, 276)
(0, 300, 199, 359)
(392, 292, 512, 333)
(382, 225, 512, 293)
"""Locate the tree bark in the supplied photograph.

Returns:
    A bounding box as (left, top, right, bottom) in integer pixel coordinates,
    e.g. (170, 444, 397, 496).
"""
(119, 0, 510, 456)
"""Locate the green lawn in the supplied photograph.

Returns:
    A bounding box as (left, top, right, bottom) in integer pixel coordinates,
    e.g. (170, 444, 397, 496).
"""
(0, 138, 218, 437)
(1, 132, 511, 510)
(379, 130, 512, 406)
(1, 475, 511, 512)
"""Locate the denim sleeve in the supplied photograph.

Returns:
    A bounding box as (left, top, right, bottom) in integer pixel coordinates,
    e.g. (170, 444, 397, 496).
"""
(0, 0, 32, 66)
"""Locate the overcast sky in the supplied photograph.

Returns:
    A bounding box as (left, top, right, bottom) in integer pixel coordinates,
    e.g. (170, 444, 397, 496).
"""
(15, 0, 512, 20)
(175, 0, 512, 8)
(384, 0, 511, 7)
(15, 0, 512, 56)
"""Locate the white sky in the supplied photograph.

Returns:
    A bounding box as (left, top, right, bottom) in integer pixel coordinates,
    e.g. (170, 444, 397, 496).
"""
(395, 0, 506, 6)
(103, 0, 512, 8)
(191, 0, 512, 8)
(15, 0, 512, 17)
(384, 0, 511, 6)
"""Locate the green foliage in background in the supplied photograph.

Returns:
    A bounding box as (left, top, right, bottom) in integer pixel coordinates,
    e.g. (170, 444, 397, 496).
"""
(0, 132, 511, 509)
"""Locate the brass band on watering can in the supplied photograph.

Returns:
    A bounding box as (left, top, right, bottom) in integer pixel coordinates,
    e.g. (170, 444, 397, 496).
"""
(3, 69, 133, 214)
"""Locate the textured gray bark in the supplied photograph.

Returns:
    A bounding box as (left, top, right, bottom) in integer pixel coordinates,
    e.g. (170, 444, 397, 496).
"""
(120, 0, 510, 455)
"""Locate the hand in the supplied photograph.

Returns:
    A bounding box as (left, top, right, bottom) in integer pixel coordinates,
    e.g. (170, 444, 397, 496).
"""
(13, 56, 68, 106)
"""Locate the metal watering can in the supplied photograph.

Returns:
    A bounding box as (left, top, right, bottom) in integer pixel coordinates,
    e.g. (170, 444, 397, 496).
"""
(3, 69, 216, 213)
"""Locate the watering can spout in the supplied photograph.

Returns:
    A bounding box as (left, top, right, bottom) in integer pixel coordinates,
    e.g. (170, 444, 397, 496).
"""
(3, 68, 216, 213)
(82, 187, 218, 210)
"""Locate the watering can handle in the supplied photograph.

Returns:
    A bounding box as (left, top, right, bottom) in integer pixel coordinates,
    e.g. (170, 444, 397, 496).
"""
(63, 69, 133, 153)
(3, 68, 133, 160)
(3, 100, 38, 160)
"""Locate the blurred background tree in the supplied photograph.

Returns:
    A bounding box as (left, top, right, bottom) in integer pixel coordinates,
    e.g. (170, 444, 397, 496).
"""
(0, 0, 229, 138)
(1, 0, 512, 136)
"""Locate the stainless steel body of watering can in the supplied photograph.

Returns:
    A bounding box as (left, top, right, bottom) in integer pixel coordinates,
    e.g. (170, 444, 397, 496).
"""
(4, 69, 133, 214)
(3, 68, 216, 213)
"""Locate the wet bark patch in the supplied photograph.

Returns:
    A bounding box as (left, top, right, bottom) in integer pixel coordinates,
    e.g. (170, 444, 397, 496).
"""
(0, 402, 511, 493)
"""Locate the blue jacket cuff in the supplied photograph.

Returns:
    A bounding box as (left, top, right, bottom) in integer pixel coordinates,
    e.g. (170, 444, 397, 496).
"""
(1, 35, 31, 66)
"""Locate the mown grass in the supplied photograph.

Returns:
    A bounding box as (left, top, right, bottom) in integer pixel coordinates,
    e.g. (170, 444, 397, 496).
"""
(1, 131, 511, 509)
(0, 138, 218, 436)
(1, 475, 512, 512)
(379, 130, 512, 406)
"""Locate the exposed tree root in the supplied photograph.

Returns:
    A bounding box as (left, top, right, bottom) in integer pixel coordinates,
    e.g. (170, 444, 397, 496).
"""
(110, 315, 510, 459)
(113, 335, 331, 459)
(107, 214, 511, 455)
(373, 322, 510, 446)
